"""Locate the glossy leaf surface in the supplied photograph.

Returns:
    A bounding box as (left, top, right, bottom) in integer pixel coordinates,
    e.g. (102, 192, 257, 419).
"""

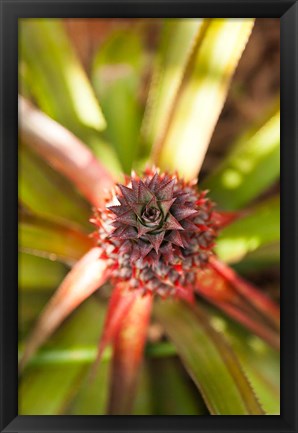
(156, 19, 254, 179)
(19, 19, 106, 132)
(155, 300, 264, 414)
(142, 19, 203, 152)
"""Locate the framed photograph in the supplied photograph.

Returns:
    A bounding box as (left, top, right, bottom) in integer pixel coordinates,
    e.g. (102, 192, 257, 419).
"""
(0, 1, 297, 432)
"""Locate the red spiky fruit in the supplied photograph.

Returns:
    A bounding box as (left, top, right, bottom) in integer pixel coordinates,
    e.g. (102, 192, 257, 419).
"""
(92, 168, 218, 299)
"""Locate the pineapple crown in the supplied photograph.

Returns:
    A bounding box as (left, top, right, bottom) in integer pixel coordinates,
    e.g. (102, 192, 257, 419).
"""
(92, 168, 218, 299)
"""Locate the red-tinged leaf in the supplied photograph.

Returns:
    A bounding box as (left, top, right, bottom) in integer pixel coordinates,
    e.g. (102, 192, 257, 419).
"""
(19, 248, 110, 370)
(175, 285, 195, 304)
(213, 210, 244, 229)
(212, 301, 280, 351)
(19, 96, 115, 207)
(95, 284, 138, 364)
(195, 260, 280, 350)
(20, 211, 93, 264)
(210, 257, 280, 329)
(107, 293, 153, 414)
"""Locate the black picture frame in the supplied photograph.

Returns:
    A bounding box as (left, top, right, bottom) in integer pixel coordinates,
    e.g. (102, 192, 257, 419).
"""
(0, 1, 297, 432)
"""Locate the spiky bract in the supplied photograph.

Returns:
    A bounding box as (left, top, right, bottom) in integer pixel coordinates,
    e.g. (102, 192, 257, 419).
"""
(92, 169, 218, 299)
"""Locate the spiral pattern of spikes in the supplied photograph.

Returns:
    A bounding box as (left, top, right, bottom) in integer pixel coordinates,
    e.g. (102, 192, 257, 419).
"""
(91, 168, 218, 299)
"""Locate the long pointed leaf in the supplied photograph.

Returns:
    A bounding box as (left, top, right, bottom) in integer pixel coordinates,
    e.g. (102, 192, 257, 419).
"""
(215, 197, 280, 264)
(19, 144, 91, 229)
(17, 341, 177, 367)
(195, 260, 280, 349)
(141, 19, 204, 152)
(19, 252, 67, 292)
(155, 18, 254, 179)
(66, 358, 111, 415)
(202, 107, 280, 209)
(149, 357, 207, 414)
(155, 300, 264, 415)
(19, 299, 107, 415)
(19, 247, 110, 369)
(19, 20, 124, 177)
(92, 29, 144, 173)
(210, 257, 280, 329)
(205, 305, 280, 414)
(132, 364, 153, 415)
(19, 19, 106, 132)
(234, 241, 280, 274)
(19, 97, 115, 207)
(95, 283, 138, 365)
(19, 292, 54, 341)
(20, 212, 93, 264)
(107, 293, 153, 414)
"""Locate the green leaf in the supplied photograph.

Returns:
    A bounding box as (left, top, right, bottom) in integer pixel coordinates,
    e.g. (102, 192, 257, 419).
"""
(141, 19, 203, 153)
(19, 97, 117, 208)
(19, 19, 106, 133)
(19, 212, 93, 264)
(19, 299, 107, 415)
(149, 357, 207, 414)
(19, 248, 109, 369)
(92, 30, 144, 173)
(19, 252, 67, 291)
(132, 364, 153, 415)
(19, 292, 54, 340)
(155, 300, 264, 415)
(206, 306, 280, 414)
(19, 20, 122, 177)
(19, 364, 87, 415)
(234, 242, 280, 274)
(107, 292, 153, 414)
(18, 341, 177, 367)
(66, 358, 111, 415)
(215, 197, 280, 264)
(155, 18, 254, 180)
(19, 144, 91, 229)
(202, 107, 280, 209)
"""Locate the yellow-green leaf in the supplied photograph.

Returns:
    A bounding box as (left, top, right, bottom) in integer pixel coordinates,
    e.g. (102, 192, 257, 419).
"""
(234, 242, 280, 274)
(203, 106, 280, 209)
(19, 252, 67, 291)
(19, 19, 106, 132)
(19, 19, 122, 176)
(19, 145, 91, 230)
(156, 18, 254, 179)
(216, 197, 280, 263)
(19, 212, 93, 264)
(142, 19, 204, 152)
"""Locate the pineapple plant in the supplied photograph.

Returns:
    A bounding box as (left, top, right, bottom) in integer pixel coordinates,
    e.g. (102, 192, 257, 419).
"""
(18, 18, 280, 415)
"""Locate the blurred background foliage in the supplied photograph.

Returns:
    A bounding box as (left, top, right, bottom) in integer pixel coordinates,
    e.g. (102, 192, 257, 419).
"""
(18, 18, 280, 415)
